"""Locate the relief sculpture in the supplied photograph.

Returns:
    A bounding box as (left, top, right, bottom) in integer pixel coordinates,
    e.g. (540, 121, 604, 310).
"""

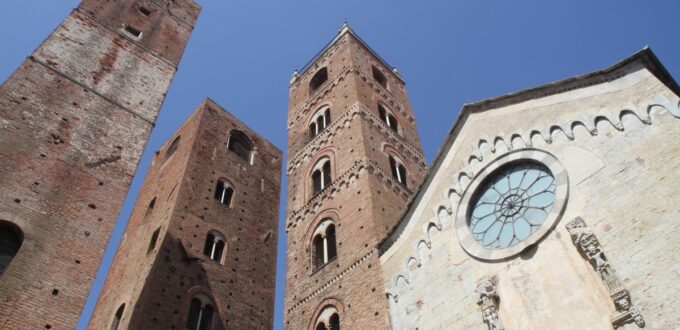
(566, 217, 645, 328)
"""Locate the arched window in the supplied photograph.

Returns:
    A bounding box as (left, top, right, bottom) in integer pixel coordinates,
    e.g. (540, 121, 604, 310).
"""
(311, 158, 332, 195)
(214, 180, 234, 207)
(203, 230, 226, 264)
(166, 135, 181, 159)
(314, 306, 340, 330)
(378, 104, 398, 132)
(227, 130, 253, 163)
(309, 106, 331, 139)
(311, 220, 337, 270)
(110, 304, 125, 330)
(372, 65, 387, 89)
(309, 67, 328, 93)
(145, 197, 156, 218)
(186, 294, 215, 330)
(389, 155, 407, 187)
(0, 221, 22, 276)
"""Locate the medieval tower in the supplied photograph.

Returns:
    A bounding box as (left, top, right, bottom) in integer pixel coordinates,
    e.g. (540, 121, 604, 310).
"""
(88, 99, 282, 329)
(283, 24, 428, 329)
(0, 0, 199, 328)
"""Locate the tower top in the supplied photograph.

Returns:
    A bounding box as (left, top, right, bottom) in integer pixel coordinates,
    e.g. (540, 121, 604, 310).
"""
(293, 22, 404, 85)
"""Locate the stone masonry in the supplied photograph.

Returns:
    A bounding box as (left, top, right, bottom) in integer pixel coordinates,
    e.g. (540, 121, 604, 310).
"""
(89, 99, 282, 329)
(283, 25, 427, 329)
(0, 0, 199, 328)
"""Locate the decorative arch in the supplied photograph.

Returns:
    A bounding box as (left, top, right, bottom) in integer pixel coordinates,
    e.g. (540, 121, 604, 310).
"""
(378, 102, 400, 134)
(309, 219, 337, 271)
(308, 298, 344, 330)
(181, 287, 222, 330)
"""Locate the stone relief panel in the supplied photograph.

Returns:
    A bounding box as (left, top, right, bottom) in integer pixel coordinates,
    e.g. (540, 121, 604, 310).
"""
(566, 217, 645, 329)
(476, 275, 504, 330)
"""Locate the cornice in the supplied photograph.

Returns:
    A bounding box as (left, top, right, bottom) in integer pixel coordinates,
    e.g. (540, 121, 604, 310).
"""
(287, 66, 415, 130)
(286, 158, 414, 231)
(287, 250, 375, 314)
(287, 102, 426, 174)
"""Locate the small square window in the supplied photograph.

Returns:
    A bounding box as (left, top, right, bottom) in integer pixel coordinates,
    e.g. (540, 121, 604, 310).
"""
(124, 24, 142, 39)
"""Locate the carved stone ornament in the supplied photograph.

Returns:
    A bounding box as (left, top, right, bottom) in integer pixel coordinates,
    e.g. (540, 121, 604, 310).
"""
(566, 217, 645, 328)
(476, 276, 504, 330)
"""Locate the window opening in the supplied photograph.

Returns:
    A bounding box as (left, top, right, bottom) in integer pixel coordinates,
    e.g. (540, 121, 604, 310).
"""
(186, 296, 214, 330)
(379, 104, 398, 132)
(312, 159, 332, 195)
(0, 222, 22, 276)
(148, 227, 160, 253)
(214, 180, 234, 207)
(227, 130, 253, 163)
(309, 107, 332, 139)
(110, 304, 125, 330)
(139, 7, 151, 16)
(372, 65, 387, 89)
(124, 24, 142, 38)
(389, 156, 407, 187)
(312, 220, 337, 270)
(309, 67, 328, 93)
(145, 197, 156, 218)
(203, 231, 226, 264)
(165, 136, 181, 159)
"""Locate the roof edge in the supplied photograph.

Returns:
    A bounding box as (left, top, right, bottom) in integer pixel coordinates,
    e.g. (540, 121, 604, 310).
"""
(292, 23, 405, 86)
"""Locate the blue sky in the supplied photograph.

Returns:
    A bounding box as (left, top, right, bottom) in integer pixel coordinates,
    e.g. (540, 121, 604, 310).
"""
(1, 1, 678, 329)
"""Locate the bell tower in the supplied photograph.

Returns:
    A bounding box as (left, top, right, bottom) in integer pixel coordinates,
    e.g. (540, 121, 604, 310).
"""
(284, 24, 427, 329)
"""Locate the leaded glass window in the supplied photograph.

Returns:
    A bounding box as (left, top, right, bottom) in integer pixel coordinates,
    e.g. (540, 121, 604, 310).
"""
(468, 162, 556, 249)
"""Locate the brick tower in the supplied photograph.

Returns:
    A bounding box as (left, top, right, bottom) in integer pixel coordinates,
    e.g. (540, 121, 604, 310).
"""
(284, 24, 427, 329)
(0, 0, 199, 328)
(88, 99, 282, 330)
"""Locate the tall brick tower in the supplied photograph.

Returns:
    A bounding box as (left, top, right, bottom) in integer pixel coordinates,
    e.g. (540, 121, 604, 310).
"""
(0, 0, 199, 329)
(284, 24, 427, 329)
(89, 99, 282, 330)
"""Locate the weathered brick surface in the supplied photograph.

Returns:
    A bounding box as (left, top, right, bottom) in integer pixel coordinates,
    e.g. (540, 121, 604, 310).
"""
(89, 99, 282, 330)
(284, 27, 426, 329)
(0, 1, 198, 328)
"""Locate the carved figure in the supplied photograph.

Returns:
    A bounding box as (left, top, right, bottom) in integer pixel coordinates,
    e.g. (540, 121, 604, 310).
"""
(566, 217, 645, 329)
(476, 276, 504, 330)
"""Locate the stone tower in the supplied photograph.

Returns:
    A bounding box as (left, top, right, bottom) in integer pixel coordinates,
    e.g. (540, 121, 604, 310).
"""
(88, 99, 282, 330)
(284, 24, 427, 329)
(0, 0, 199, 329)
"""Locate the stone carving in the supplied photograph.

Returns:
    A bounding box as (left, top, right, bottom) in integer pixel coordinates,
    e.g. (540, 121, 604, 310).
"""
(566, 217, 645, 329)
(476, 276, 504, 330)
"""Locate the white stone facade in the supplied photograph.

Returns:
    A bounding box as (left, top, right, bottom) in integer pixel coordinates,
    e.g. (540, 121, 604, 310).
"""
(380, 49, 680, 329)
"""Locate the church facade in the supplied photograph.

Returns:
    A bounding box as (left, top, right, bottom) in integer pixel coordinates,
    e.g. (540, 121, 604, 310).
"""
(379, 49, 680, 329)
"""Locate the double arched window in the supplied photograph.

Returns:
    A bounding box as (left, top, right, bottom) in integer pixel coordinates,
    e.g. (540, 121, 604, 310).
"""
(389, 155, 408, 188)
(311, 219, 337, 270)
(314, 306, 340, 330)
(378, 104, 398, 132)
(309, 67, 328, 94)
(214, 180, 234, 207)
(311, 158, 332, 195)
(309, 106, 331, 139)
(227, 130, 253, 163)
(203, 230, 226, 264)
(0, 221, 22, 276)
(186, 294, 215, 330)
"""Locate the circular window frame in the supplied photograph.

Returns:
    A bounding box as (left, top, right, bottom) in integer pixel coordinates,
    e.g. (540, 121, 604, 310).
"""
(454, 149, 569, 260)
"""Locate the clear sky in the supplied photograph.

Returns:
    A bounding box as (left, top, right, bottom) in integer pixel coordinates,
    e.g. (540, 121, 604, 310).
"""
(1, 1, 679, 329)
